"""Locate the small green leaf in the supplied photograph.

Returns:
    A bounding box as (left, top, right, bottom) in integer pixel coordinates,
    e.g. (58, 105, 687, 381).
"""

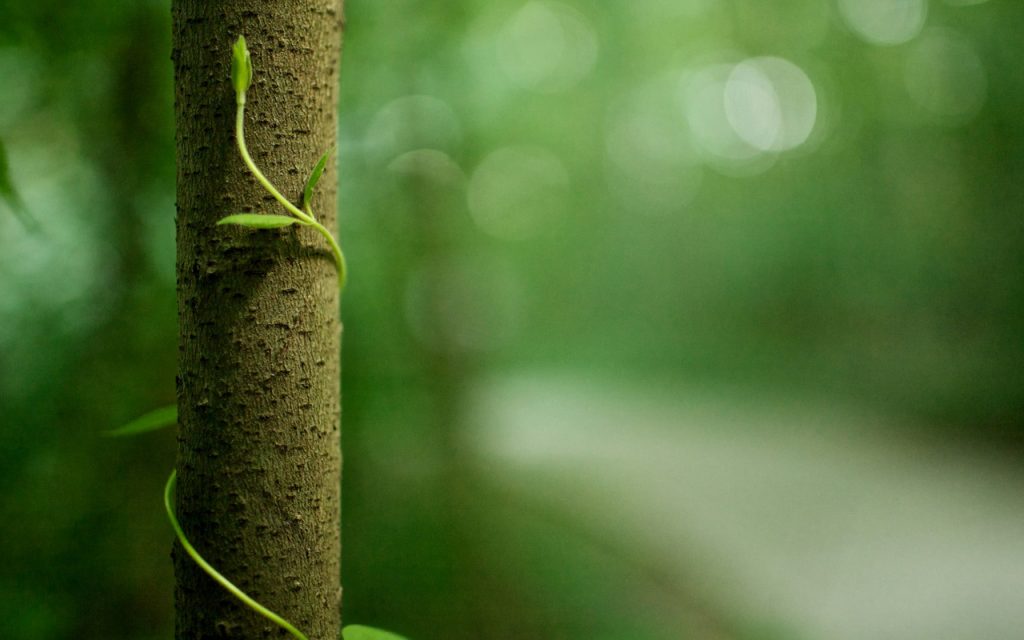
(343, 626, 408, 640)
(217, 214, 300, 229)
(302, 150, 331, 210)
(0, 137, 35, 231)
(104, 405, 177, 437)
(231, 35, 253, 97)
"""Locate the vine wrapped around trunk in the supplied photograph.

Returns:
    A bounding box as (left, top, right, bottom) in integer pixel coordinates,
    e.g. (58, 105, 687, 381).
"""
(171, 2, 344, 638)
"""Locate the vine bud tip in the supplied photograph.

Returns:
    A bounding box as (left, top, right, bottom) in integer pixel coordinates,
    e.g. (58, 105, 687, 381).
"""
(231, 35, 253, 96)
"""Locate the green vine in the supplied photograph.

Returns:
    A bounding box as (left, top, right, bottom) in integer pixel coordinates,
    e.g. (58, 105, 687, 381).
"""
(110, 406, 404, 640)
(164, 468, 313, 640)
(104, 38, 404, 640)
(219, 35, 347, 289)
(109, 408, 313, 640)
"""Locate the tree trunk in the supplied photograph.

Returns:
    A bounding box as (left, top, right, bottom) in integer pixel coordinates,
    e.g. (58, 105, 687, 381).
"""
(171, 2, 343, 639)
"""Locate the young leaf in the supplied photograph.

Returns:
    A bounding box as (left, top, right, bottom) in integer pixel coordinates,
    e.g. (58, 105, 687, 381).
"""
(302, 150, 331, 210)
(217, 214, 300, 229)
(104, 405, 177, 437)
(231, 35, 253, 97)
(343, 626, 408, 640)
(0, 137, 35, 231)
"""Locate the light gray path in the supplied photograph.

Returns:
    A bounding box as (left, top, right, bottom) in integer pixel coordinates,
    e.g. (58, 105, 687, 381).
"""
(468, 373, 1024, 640)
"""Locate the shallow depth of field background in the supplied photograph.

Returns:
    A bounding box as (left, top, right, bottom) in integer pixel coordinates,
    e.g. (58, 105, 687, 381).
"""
(2, 1, 1023, 639)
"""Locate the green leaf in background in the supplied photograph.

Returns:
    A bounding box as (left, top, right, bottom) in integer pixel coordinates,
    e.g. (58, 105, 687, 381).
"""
(0, 137, 35, 231)
(342, 625, 408, 640)
(302, 150, 331, 210)
(217, 213, 300, 229)
(231, 35, 253, 97)
(104, 405, 177, 437)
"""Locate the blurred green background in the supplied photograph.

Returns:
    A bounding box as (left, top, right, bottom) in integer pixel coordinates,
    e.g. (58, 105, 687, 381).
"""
(2, 0, 1022, 638)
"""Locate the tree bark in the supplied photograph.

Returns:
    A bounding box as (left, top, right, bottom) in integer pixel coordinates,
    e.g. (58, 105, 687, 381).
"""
(171, 2, 343, 639)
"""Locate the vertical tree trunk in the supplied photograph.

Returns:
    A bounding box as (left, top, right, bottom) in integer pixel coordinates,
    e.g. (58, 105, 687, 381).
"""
(171, 2, 343, 638)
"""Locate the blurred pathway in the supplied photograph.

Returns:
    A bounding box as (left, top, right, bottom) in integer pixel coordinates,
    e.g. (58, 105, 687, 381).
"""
(467, 373, 1024, 640)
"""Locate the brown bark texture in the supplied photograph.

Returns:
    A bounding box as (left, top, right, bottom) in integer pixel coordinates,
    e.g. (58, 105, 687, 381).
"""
(171, 2, 343, 638)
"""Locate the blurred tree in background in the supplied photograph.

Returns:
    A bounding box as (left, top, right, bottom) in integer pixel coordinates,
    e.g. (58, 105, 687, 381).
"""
(1, 1, 1022, 639)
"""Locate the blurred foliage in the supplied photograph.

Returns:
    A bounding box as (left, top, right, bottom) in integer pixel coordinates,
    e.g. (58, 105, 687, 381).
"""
(1, 0, 1022, 639)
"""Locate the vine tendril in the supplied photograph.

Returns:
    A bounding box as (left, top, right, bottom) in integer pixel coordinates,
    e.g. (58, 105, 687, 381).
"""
(104, 36, 404, 640)
(222, 35, 347, 289)
(165, 469, 311, 640)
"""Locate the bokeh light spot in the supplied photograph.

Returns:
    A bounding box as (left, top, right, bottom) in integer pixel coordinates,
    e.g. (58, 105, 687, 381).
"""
(725, 57, 817, 152)
(682, 64, 762, 163)
(679, 63, 779, 175)
(497, 1, 598, 93)
(364, 95, 462, 161)
(606, 75, 703, 215)
(468, 146, 569, 240)
(904, 29, 987, 123)
(837, 0, 927, 46)
(388, 149, 466, 187)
